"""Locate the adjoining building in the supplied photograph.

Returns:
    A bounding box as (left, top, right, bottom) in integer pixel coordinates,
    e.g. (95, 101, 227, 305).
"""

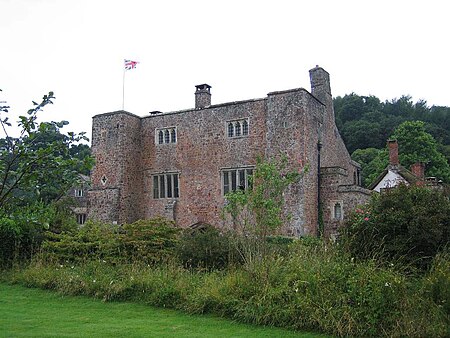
(88, 66, 371, 237)
(369, 139, 445, 192)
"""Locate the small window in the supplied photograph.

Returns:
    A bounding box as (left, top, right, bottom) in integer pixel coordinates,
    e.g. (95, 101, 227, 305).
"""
(227, 119, 249, 138)
(156, 127, 177, 145)
(74, 189, 83, 197)
(228, 123, 234, 138)
(76, 214, 87, 225)
(334, 203, 342, 220)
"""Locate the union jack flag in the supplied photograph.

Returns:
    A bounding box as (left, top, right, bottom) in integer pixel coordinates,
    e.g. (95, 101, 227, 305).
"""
(124, 59, 139, 70)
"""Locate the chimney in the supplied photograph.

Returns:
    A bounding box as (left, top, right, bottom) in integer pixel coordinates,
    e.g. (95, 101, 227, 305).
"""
(195, 84, 211, 109)
(387, 139, 399, 166)
(411, 162, 425, 185)
(309, 66, 331, 106)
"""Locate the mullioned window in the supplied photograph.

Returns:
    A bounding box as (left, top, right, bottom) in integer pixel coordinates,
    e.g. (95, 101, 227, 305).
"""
(227, 119, 249, 138)
(156, 127, 177, 145)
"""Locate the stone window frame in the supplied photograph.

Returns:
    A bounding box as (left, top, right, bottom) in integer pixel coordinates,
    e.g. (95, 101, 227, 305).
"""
(331, 200, 344, 220)
(74, 188, 83, 197)
(76, 213, 87, 225)
(226, 118, 249, 139)
(221, 166, 254, 195)
(155, 127, 177, 145)
(153, 172, 180, 199)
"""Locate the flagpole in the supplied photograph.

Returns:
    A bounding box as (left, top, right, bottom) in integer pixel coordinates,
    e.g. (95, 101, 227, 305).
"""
(122, 67, 126, 111)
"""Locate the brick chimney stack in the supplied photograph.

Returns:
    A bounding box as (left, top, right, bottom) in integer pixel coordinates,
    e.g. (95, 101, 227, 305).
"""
(388, 140, 399, 166)
(411, 162, 425, 185)
(195, 84, 211, 109)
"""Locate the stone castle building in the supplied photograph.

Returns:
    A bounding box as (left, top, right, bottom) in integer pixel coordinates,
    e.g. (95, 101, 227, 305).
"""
(88, 66, 370, 237)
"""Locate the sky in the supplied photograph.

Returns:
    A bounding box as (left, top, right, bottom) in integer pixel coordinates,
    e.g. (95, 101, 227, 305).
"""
(1, 0, 449, 142)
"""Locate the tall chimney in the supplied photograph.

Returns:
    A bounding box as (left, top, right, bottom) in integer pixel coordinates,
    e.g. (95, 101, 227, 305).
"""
(195, 84, 211, 109)
(387, 140, 399, 166)
(411, 162, 425, 185)
(309, 66, 331, 106)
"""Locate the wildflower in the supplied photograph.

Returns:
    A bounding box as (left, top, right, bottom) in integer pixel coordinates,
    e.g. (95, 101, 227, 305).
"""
(93, 279, 96, 283)
(102, 260, 106, 263)
(364, 217, 369, 221)
(385, 282, 391, 287)
(60, 264, 64, 268)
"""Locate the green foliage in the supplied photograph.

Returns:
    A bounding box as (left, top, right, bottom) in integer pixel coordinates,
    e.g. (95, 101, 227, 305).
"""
(351, 148, 387, 187)
(334, 94, 450, 184)
(0, 91, 93, 266)
(341, 184, 450, 270)
(223, 155, 305, 264)
(0, 92, 92, 209)
(0, 284, 315, 338)
(176, 225, 237, 270)
(42, 218, 180, 265)
(6, 243, 448, 337)
(0, 202, 68, 267)
(391, 121, 450, 182)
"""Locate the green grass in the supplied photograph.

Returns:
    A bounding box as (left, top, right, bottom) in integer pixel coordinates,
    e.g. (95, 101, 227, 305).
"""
(0, 283, 327, 338)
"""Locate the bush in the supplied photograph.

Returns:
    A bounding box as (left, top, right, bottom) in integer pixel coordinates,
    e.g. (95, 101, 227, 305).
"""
(341, 184, 450, 270)
(176, 225, 236, 270)
(42, 217, 180, 264)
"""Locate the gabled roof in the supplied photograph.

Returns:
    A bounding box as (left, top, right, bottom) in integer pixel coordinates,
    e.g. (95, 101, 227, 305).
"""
(368, 165, 420, 190)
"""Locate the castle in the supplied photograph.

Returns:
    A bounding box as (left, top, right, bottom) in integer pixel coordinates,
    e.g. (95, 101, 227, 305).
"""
(87, 66, 371, 237)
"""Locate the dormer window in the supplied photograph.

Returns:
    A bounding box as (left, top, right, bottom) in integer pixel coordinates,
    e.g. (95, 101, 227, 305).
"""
(74, 189, 83, 197)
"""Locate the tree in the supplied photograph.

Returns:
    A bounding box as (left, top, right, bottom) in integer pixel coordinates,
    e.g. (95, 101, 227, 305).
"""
(0, 90, 92, 266)
(391, 121, 450, 183)
(351, 148, 387, 187)
(0, 91, 92, 209)
(223, 156, 306, 265)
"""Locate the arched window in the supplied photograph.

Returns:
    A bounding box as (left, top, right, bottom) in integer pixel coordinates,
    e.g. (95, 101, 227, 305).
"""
(228, 123, 234, 137)
(171, 129, 176, 143)
(158, 130, 164, 144)
(235, 122, 241, 136)
(164, 129, 170, 143)
(242, 120, 249, 135)
(334, 203, 342, 220)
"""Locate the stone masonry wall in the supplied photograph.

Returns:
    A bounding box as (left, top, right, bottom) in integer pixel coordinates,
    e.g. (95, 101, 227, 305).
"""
(140, 99, 267, 229)
(89, 67, 370, 237)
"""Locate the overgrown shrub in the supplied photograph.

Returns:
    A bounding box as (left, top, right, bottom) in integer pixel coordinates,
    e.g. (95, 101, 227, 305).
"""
(42, 217, 179, 264)
(176, 225, 236, 270)
(341, 184, 450, 270)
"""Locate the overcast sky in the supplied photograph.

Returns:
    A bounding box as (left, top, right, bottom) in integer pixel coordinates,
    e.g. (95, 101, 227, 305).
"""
(1, 0, 449, 142)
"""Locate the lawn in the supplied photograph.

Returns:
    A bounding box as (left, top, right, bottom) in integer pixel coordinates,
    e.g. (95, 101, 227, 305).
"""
(0, 283, 328, 337)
